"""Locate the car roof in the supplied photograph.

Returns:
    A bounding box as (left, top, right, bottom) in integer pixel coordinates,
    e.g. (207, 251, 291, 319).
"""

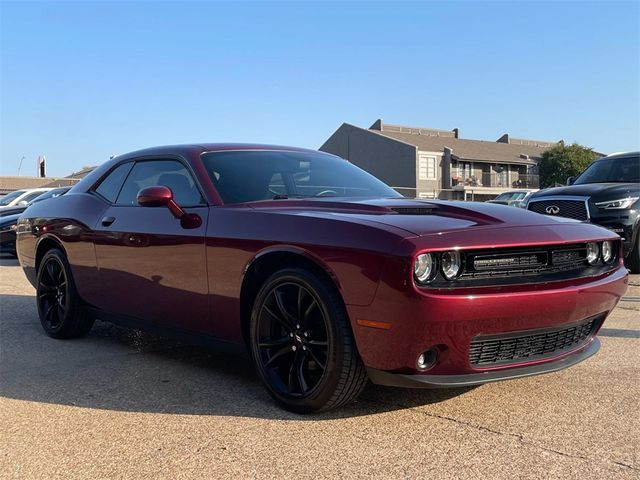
(601, 151, 640, 160)
(113, 143, 327, 161)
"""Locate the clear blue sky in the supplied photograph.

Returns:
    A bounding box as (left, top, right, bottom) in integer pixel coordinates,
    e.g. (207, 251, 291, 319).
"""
(1, 0, 638, 177)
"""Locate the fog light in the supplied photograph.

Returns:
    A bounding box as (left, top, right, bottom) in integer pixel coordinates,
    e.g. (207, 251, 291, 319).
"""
(586, 242, 599, 265)
(416, 348, 438, 371)
(602, 240, 615, 264)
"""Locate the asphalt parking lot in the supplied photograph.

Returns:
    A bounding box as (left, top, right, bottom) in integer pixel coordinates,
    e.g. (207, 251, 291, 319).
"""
(0, 256, 638, 479)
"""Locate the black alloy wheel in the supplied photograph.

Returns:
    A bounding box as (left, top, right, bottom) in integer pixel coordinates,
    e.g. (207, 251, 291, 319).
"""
(36, 249, 94, 339)
(250, 268, 368, 413)
(38, 255, 68, 330)
(256, 281, 329, 397)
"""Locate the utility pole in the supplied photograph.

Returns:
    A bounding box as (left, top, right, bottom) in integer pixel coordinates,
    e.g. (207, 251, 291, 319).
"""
(17, 156, 25, 176)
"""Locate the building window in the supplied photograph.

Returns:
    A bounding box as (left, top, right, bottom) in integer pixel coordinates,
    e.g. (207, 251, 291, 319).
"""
(458, 162, 472, 180)
(419, 155, 437, 180)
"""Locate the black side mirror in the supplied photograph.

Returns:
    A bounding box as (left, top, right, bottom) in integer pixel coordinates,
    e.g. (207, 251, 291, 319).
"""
(566, 176, 575, 186)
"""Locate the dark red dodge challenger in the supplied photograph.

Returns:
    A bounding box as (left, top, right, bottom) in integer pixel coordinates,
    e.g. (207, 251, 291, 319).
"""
(17, 144, 628, 412)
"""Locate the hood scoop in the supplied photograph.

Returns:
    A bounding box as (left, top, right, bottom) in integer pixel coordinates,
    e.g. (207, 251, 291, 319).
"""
(391, 207, 437, 215)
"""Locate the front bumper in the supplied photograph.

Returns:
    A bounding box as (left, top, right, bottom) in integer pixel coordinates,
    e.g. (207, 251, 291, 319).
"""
(348, 262, 628, 377)
(367, 337, 600, 388)
(592, 216, 638, 257)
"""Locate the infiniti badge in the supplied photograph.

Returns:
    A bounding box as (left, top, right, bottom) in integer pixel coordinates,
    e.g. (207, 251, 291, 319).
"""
(545, 205, 560, 214)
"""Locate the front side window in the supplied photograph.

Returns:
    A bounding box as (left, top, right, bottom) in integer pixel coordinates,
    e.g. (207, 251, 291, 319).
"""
(574, 155, 640, 184)
(116, 160, 204, 206)
(202, 151, 401, 204)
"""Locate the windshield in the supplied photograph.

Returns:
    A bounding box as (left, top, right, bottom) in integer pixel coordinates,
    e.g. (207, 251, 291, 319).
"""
(32, 187, 69, 203)
(0, 190, 27, 206)
(495, 192, 526, 201)
(574, 155, 640, 184)
(202, 151, 401, 204)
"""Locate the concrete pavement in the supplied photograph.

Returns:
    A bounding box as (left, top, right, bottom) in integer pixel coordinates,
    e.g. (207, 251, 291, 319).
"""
(1, 256, 638, 479)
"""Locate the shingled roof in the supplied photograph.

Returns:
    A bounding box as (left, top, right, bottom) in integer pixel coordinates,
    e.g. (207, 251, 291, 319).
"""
(370, 120, 556, 165)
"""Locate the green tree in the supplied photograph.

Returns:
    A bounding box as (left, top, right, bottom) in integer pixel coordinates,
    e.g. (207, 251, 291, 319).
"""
(539, 142, 599, 187)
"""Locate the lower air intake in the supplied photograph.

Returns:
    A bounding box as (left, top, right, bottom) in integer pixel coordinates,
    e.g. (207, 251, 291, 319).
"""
(469, 314, 603, 367)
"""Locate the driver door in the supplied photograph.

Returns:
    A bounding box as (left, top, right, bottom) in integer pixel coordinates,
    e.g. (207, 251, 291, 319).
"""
(92, 158, 211, 334)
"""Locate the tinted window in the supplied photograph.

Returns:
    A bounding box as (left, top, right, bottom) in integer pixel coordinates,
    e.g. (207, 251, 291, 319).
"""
(574, 155, 640, 184)
(32, 187, 70, 203)
(0, 190, 27, 206)
(95, 163, 134, 203)
(202, 151, 400, 204)
(116, 160, 204, 206)
(20, 190, 49, 203)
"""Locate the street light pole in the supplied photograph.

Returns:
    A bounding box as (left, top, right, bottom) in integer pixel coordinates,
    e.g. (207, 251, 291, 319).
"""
(17, 156, 25, 176)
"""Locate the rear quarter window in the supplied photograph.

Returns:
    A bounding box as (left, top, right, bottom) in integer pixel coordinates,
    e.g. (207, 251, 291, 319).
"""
(93, 163, 134, 203)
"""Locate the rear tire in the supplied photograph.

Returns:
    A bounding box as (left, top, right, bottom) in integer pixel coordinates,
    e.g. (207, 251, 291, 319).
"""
(249, 268, 367, 413)
(626, 233, 640, 274)
(36, 249, 94, 339)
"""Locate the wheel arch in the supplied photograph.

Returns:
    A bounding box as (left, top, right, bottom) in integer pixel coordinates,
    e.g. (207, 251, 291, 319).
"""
(35, 235, 67, 273)
(239, 247, 344, 345)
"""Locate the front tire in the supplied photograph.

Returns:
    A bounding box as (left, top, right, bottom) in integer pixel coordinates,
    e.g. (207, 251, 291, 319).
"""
(249, 268, 367, 413)
(36, 249, 94, 339)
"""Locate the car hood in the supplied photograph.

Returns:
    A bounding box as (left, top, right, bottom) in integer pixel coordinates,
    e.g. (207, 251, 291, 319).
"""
(531, 183, 638, 199)
(0, 206, 26, 217)
(244, 197, 579, 237)
(0, 213, 20, 227)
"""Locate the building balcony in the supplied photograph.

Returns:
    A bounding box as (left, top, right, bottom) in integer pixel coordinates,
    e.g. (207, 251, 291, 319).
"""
(452, 173, 539, 190)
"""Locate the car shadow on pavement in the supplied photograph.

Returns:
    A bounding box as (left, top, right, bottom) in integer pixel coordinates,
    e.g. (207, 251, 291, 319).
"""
(0, 293, 475, 420)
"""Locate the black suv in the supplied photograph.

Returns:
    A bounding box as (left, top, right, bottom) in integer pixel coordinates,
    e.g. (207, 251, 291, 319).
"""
(527, 151, 640, 273)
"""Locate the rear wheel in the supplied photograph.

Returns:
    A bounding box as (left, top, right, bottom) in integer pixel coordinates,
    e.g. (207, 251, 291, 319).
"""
(249, 268, 367, 413)
(36, 249, 94, 339)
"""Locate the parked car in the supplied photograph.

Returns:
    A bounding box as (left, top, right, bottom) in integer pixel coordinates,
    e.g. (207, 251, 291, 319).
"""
(0, 187, 71, 256)
(0, 213, 21, 255)
(16, 144, 628, 412)
(527, 152, 640, 273)
(0, 187, 71, 218)
(485, 189, 537, 208)
(0, 188, 52, 210)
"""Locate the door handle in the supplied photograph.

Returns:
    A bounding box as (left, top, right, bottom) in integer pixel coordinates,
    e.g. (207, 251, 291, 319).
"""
(101, 216, 116, 227)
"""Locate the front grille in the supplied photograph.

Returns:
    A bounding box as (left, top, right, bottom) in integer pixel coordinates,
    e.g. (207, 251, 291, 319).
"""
(469, 315, 602, 366)
(460, 244, 588, 280)
(528, 199, 589, 221)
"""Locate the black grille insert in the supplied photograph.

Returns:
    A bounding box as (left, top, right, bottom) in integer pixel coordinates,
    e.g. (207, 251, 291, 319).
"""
(528, 199, 589, 221)
(469, 315, 602, 366)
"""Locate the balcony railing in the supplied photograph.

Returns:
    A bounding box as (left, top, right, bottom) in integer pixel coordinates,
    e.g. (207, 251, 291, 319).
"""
(452, 173, 539, 189)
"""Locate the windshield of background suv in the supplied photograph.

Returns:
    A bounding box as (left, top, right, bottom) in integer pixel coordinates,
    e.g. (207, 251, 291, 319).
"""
(0, 190, 27, 206)
(495, 192, 525, 201)
(32, 187, 69, 203)
(202, 151, 402, 204)
(574, 155, 640, 184)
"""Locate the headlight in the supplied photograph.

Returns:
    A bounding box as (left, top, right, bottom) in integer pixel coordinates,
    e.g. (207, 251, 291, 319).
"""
(586, 242, 599, 265)
(594, 197, 639, 210)
(601, 240, 615, 264)
(441, 250, 462, 279)
(414, 253, 435, 283)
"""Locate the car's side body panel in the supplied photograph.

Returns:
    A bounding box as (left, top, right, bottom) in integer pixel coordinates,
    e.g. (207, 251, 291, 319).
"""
(204, 206, 408, 341)
(92, 205, 211, 333)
